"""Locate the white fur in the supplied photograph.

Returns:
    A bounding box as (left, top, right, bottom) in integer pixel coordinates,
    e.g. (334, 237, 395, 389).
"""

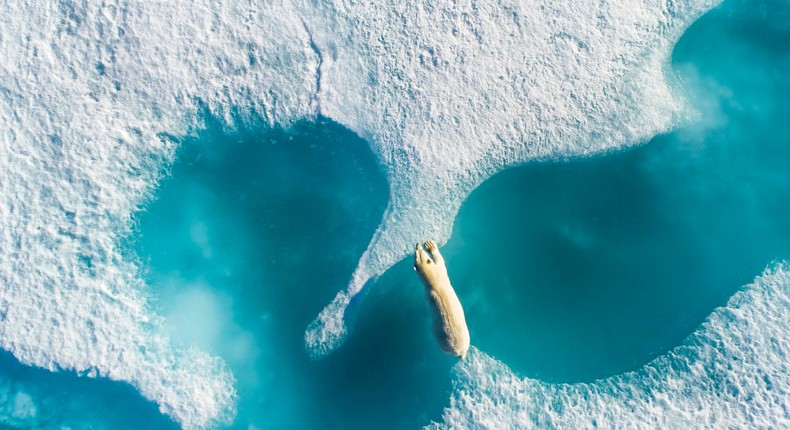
(414, 241, 470, 359)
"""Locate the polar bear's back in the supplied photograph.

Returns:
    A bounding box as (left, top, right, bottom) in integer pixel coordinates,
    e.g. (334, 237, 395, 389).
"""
(427, 284, 470, 359)
(415, 240, 470, 359)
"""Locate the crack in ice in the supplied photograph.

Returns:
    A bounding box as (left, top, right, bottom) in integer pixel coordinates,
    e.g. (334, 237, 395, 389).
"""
(301, 18, 325, 116)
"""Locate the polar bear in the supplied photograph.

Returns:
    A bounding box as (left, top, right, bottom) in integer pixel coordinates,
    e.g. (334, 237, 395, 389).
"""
(414, 240, 470, 359)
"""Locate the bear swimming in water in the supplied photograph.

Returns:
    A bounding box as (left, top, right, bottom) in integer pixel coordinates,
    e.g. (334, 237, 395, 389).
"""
(414, 240, 470, 359)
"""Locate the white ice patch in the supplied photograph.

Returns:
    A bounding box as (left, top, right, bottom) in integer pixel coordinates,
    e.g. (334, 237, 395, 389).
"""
(432, 263, 790, 429)
(300, 0, 722, 357)
(0, 383, 39, 428)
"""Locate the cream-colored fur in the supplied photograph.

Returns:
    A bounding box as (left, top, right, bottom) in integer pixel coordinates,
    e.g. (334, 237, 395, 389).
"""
(414, 240, 470, 359)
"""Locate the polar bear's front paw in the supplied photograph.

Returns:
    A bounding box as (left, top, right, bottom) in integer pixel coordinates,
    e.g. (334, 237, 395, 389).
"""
(424, 240, 437, 252)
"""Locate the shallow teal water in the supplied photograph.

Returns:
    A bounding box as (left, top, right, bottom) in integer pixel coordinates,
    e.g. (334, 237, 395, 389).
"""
(0, 0, 787, 428)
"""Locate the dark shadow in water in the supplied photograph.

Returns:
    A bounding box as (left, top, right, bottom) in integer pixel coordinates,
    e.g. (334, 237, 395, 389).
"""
(308, 257, 458, 430)
(440, 0, 790, 383)
(135, 116, 452, 429)
(0, 350, 178, 429)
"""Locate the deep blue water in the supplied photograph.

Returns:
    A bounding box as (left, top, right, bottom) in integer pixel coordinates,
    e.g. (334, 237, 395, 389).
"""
(0, 0, 787, 428)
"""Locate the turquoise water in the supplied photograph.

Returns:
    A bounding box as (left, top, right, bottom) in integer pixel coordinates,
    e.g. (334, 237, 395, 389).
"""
(1, 0, 787, 428)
